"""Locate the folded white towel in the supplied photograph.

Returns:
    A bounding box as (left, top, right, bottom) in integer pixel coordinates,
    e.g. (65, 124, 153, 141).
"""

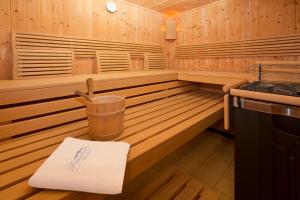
(28, 137, 130, 194)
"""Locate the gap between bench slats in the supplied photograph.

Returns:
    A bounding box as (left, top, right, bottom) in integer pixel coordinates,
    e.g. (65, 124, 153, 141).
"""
(0, 91, 201, 161)
(0, 73, 177, 106)
(0, 91, 199, 153)
(0, 93, 221, 198)
(0, 81, 191, 122)
(0, 83, 198, 139)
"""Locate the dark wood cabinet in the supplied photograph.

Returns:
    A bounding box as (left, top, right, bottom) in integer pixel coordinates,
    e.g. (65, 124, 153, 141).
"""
(295, 153, 300, 200)
(272, 126, 300, 200)
(234, 107, 300, 200)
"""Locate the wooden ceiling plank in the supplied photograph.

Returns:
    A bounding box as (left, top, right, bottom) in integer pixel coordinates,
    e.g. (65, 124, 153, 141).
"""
(123, 0, 222, 13)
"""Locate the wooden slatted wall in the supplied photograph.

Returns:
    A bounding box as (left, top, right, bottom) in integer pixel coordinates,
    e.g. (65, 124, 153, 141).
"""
(176, 34, 300, 58)
(168, 0, 300, 75)
(13, 49, 74, 79)
(0, 0, 166, 80)
(14, 32, 164, 59)
(144, 53, 167, 70)
(96, 51, 132, 73)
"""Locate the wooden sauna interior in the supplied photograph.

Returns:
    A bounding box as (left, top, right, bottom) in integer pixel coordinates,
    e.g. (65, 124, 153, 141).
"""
(0, 0, 299, 79)
(0, 0, 299, 200)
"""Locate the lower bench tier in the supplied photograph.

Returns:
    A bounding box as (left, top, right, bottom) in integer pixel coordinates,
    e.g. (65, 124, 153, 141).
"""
(0, 86, 224, 200)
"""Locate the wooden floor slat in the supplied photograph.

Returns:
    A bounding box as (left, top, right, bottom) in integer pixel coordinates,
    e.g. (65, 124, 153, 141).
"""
(199, 188, 220, 200)
(126, 166, 219, 200)
(149, 170, 190, 200)
(125, 166, 178, 200)
(174, 179, 204, 200)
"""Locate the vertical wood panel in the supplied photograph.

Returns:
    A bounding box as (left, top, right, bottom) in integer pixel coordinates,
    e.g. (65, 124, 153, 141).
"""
(11, 0, 27, 32)
(83, 0, 93, 38)
(73, 0, 84, 37)
(52, 0, 64, 35)
(92, 0, 102, 39)
(173, 0, 300, 72)
(0, 0, 12, 79)
(26, 0, 41, 32)
(0, 0, 166, 79)
(40, 0, 52, 33)
(297, 0, 300, 32)
(284, 0, 296, 34)
(63, 0, 73, 36)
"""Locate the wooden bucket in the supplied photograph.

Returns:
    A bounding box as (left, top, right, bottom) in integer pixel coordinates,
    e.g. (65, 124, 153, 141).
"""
(86, 95, 125, 141)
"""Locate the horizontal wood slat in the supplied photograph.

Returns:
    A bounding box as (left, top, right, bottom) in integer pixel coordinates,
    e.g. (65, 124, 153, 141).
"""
(122, 166, 218, 200)
(248, 60, 300, 76)
(0, 90, 223, 199)
(96, 51, 132, 73)
(0, 69, 225, 200)
(13, 32, 164, 59)
(13, 49, 74, 79)
(144, 53, 167, 70)
(0, 72, 178, 106)
(0, 81, 192, 123)
(0, 81, 197, 140)
(176, 33, 300, 58)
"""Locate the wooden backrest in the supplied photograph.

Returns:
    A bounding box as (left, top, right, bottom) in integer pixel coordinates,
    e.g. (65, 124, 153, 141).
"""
(248, 61, 300, 77)
(96, 51, 132, 73)
(13, 32, 164, 58)
(13, 49, 74, 79)
(176, 33, 300, 58)
(144, 53, 167, 70)
(0, 75, 198, 142)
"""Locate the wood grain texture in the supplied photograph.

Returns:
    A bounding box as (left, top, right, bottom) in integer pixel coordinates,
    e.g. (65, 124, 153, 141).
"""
(126, 166, 219, 200)
(95, 51, 132, 73)
(0, 0, 166, 80)
(0, 0, 12, 80)
(144, 52, 167, 70)
(0, 78, 223, 199)
(171, 0, 300, 77)
(176, 34, 300, 58)
(13, 48, 74, 79)
(230, 88, 300, 107)
(123, 0, 221, 13)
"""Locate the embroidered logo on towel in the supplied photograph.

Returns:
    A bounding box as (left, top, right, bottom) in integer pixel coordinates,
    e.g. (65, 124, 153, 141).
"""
(68, 146, 91, 172)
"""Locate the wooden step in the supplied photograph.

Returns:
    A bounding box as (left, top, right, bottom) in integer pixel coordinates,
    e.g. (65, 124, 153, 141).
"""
(123, 166, 220, 200)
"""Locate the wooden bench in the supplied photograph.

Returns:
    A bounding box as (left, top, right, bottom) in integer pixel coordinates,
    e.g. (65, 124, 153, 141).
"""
(13, 49, 74, 79)
(144, 53, 167, 70)
(0, 74, 224, 200)
(96, 51, 132, 73)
